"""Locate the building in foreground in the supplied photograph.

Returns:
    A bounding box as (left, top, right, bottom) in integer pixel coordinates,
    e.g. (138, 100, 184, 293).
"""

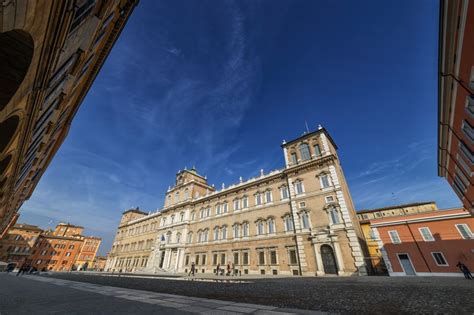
(0, 222, 101, 271)
(0, 0, 138, 236)
(0, 223, 42, 267)
(370, 208, 473, 276)
(106, 127, 368, 276)
(357, 201, 438, 274)
(438, 0, 474, 214)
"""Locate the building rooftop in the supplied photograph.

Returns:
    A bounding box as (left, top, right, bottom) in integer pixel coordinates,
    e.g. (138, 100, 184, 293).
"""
(357, 201, 436, 214)
(13, 223, 43, 231)
(122, 207, 148, 216)
(370, 208, 470, 226)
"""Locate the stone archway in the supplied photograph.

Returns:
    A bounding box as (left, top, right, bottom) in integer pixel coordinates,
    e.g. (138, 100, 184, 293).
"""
(0, 30, 34, 111)
(321, 244, 338, 275)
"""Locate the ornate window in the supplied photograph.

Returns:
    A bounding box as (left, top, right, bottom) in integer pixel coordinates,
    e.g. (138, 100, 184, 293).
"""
(257, 220, 265, 235)
(222, 202, 228, 213)
(190, 211, 196, 221)
(328, 206, 340, 224)
(320, 174, 331, 189)
(300, 212, 310, 229)
(299, 143, 311, 160)
(216, 203, 221, 215)
(187, 232, 193, 244)
(283, 215, 294, 232)
(242, 222, 249, 237)
(171, 215, 175, 224)
(176, 232, 181, 243)
(294, 180, 304, 195)
(166, 231, 172, 244)
(267, 217, 276, 234)
(313, 144, 322, 157)
(161, 217, 167, 226)
(203, 229, 209, 242)
(233, 224, 240, 238)
(265, 190, 272, 203)
(280, 185, 289, 199)
(242, 196, 248, 208)
(214, 227, 220, 241)
(234, 199, 240, 211)
(180, 212, 184, 222)
(184, 188, 189, 200)
(290, 152, 297, 164)
(206, 207, 211, 217)
(221, 225, 228, 239)
(175, 192, 180, 202)
(255, 192, 262, 206)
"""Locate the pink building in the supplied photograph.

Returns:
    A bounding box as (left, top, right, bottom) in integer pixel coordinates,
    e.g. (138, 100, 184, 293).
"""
(370, 209, 473, 276)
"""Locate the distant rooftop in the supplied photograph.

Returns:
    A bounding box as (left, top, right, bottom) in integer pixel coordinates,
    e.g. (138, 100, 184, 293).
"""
(357, 201, 436, 214)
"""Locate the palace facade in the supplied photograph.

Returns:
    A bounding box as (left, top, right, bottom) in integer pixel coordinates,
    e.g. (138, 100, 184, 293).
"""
(106, 127, 368, 276)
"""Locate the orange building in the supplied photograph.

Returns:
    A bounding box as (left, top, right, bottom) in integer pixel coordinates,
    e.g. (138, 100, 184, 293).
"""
(0, 223, 42, 268)
(370, 209, 473, 276)
(76, 236, 102, 270)
(438, 0, 474, 214)
(30, 232, 83, 272)
(92, 256, 107, 271)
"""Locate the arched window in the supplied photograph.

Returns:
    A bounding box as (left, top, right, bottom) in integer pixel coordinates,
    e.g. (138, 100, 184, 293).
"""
(255, 192, 262, 205)
(184, 188, 189, 200)
(257, 220, 265, 235)
(180, 212, 184, 222)
(233, 224, 240, 238)
(216, 203, 221, 215)
(234, 199, 240, 211)
(214, 227, 220, 241)
(171, 215, 175, 224)
(242, 222, 249, 237)
(161, 217, 167, 226)
(301, 212, 310, 229)
(268, 218, 276, 234)
(175, 192, 180, 202)
(294, 180, 304, 195)
(320, 173, 331, 189)
(313, 144, 322, 157)
(206, 207, 211, 217)
(187, 232, 193, 243)
(299, 143, 311, 160)
(280, 186, 289, 199)
(191, 211, 196, 221)
(242, 196, 248, 208)
(290, 152, 297, 164)
(284, 215, 294, 232)
(221, 225, 228, 239)
(176, 232, 181, 243)
(199, 209, 205, 219)
(203, 229, 209, 242)
(329, 207, 340, 224)
(265, 190, 272, 203)
(222, 202, 228, 213)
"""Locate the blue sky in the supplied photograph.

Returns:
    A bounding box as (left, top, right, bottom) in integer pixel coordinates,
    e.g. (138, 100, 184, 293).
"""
(19, 0, 460, 255)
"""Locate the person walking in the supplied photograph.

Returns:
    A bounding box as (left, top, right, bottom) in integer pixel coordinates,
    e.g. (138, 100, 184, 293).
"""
(226, 262, 231, 276)
(189, 262, 196, 276)
(216, 263, 220, 276)
(457, 262, 473, 279)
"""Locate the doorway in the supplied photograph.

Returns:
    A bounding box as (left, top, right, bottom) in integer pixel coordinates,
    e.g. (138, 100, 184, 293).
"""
(397, 254, 415, 275)
(321, 245, 338, 275)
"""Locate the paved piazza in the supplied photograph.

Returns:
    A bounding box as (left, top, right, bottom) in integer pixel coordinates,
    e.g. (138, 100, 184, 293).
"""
(3, 273, 471, 314)
(0, 273, 318, 315)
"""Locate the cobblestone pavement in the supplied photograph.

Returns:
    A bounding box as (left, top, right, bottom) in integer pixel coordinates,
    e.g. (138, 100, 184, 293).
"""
(0, 273, 319, 314)
(46, 273, 474, 314)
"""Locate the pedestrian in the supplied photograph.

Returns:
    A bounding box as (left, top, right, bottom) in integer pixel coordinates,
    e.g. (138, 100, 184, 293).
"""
(227, 262, 231, 276)
(216, 263, 220, 276)
(189, 262, 196, 276)
(231, 263, 235, 276)
(457, 262, 473, 279)
(16, 264, 23, 276)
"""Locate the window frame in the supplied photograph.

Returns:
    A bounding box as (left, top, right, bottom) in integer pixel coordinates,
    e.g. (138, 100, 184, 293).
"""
(388, 230, 402, 244)
(418, 227, 435, 242)
(431, 252, 448, 266)
(455, 224, 473, 239)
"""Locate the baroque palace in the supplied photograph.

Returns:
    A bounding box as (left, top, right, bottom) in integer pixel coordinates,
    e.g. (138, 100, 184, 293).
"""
(106, 127, 368, 276)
